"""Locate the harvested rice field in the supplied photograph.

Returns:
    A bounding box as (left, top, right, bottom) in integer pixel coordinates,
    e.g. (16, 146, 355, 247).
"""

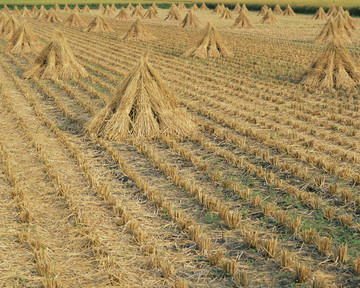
(0, 3, 360, 288)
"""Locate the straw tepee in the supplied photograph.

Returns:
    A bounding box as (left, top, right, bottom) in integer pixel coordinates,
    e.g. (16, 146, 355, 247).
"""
(23, 31, 88, 80)
(143, 6, 158, 19)
(179, 10, 202, 28)
(83, 15, 114, 32)
(220, 8, 234, 19)
(87, 54, 196, 140)
(4, 23, 43, 54)
(273, 4, 283, 14)
(115, 7, 130, 19)
(183, 22, 232, 59)
(121, 18, 155, 41)
(232, 9, 254, 28)
(261, 8, 279, 24)
(65, 11, 85, 26)
(283, 5, 296, 16)
(1, 15, 20, 40)
(312, 7, 327, 20)
(165, 5, 181, 21)
(301, 37, 360, 90)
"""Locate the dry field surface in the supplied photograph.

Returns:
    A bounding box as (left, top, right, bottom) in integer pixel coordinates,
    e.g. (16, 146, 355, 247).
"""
(0, 4, 360, 288)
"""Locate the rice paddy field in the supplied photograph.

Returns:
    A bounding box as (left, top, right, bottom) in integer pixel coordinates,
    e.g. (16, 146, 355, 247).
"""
(0, 3, 360, 288)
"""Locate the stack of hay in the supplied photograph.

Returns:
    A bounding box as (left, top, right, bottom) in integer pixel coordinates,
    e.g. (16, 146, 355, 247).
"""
(131, 6, 143, 17)
(191, 4, 199, 11)
(103, 5, 115, 16)
(65, 11, 85, 27)
(183, 22, 232, 58)
(283, 5, 296, 16)
(121, 18, 155, 41)
(143, 6, 158, 19)
(45, 9, 63, 23)
(178, 3, 187, 10)
(83, 15, 114, 32)
(115, 7, 130, 19)
(312, 7, 327, 20)
(1, 15, 20, 40)
(180, 10, 202, 28)
(4, 23, 43, 54)
(233, 3, 241, 13)
(232, 9, 253, 28)
(23, 30, 88, 80)
(87, 53, 196, 140)
(212, 4, 224, 15)
(200, 3, 209, 11)
(261, 8, 279, 24)
(165, 4, 181, 21)
(273, 4, 283, 14)
(301, 37, 360, 90)
(19, 6, 32, 18)
(63, 4, 72, 12)
(258, 5, 268, 16)
(82, 5, 90, 13)
(220, 8, 234, 20)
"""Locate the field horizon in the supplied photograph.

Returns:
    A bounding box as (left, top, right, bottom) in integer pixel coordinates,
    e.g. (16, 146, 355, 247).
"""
(0, 0, 359, 10)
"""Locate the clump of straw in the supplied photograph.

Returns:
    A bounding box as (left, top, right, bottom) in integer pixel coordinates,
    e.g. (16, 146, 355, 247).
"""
(4, 23, 43, 54)
(65, 11, 85, 27)
(115, 7, 130, 20)
(179, 10, 202, 28)
(312, 7, 327, 20)
(121, 18, 155, 41)
(1, 15, 20, 40)
(164, 5, 181, 21)
(220, 8, 234, 20)
(83, 15, 114, 32)
(260, 8, 279, 24)
(232, 9, 254, 28)
(23, 30, 88, 80)
(301, 37, 360, 90)
(87, 53, 196, 141)
(182, 22, 233, 58)
(283, 4, 296, 16)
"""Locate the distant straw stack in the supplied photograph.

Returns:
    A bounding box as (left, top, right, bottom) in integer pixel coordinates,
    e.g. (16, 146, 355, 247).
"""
(121, 17, 155, 41)
(200, 3, 209, 11)
(87, 53, 196, 140)
(63, 4, 72, 12)
(65, 11, 85, 26)
(82, 5, 90, 13)
(273, 4, 283, 14)
(1, 15, 20, 40)
(165, 5, 181, 21)
(261, 8, 279, 24)
(312, 7, 327, 20)
(183, 22, 232, 58)
(180, 9, 202, 28)
(258, 5, 268, 16)
(143, 6, 158, 19)
(283, 4, 295, 16)
(83, 15, 114, 32)
(220, 8, 234, 19)
(232, 9, 254, 28)
(212, 4, 224, 15)
(301, 37, 360, 90)
(4, 23, 43, 54)
(45, 9, 63, 23)
(315, 17, 350, 43)
(131, 6, 143, 17)
(115, 7, 130, 19)
(103, 5, 115, 16)
(23, 30, 88, 80)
